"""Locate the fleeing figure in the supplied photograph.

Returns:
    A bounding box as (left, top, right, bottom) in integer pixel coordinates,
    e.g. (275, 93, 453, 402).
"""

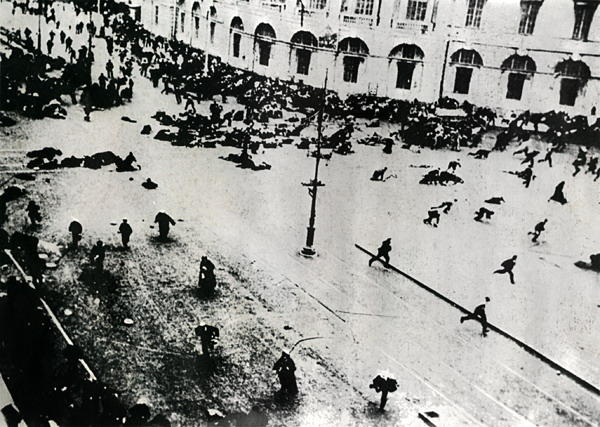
(474, 207, 494, 222)
(460, 297, 490, 336)
(118, 218, 132, 249)
(368, 238, 392, 268)
(154, 210, 176, 241)
(548, 181, 567, 205)
(370, 167, 387, 182)
(273, 351, 298, 396)
(423, 209, 440, 227)
(493, 255, 517, 284)
(528, 219, 547, 243)
(369, 374, 398, 411)
(538, 146, 555, 167)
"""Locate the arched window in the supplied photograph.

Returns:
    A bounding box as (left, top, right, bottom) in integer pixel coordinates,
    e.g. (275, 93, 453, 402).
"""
(255, 23, 277, 67)
(389, 44, 424, 90)
(501, 54, 536, 72)
(338, 37, 369, 83)
(191, 2, 201, 38)
(450, 48, 483, 66)
(338, 37, 370, 55)
(231, 16, 244, 30)
(230, 17, 244, 58)
(450, 49, 483, 95)
(555, 59, 591, 106)
(291, 31, 318, 75)
(501, 54, 536, 100)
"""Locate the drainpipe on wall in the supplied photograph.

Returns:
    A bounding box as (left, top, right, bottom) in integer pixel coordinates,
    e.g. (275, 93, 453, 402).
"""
(376, 0, 382, 26)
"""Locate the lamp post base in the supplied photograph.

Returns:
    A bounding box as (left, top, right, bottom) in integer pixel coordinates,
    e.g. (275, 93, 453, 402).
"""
(300, 246, 316, 257)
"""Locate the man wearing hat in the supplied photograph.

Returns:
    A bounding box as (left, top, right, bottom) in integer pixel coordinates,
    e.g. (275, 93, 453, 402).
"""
(118, 219, 133, 249)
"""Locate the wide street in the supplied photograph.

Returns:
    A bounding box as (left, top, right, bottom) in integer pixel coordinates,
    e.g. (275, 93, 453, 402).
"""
(1, 2, 600, 426)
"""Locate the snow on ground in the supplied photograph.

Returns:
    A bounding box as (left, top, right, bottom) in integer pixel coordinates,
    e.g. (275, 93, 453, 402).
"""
(1, 4, 600, 426)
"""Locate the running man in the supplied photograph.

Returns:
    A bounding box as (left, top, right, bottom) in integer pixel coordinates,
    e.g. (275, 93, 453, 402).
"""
(493, 255, 517, 284)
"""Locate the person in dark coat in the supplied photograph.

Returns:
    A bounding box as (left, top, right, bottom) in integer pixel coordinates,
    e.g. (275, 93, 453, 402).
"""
(528, 219, 547, 243)
(474, 207, 494, 222)
(369, 374, 398, 410)
(89, 240, 106, 271)
(198, 256, 216, 296)
(548, 181, 567, 205)
(460, 297, 490, 336)
(195, 323, 219, 358)
(118, 219, 132, 248)
(368, 238, 392, 267)
(154, 211, 175, 241)
(26, 200, 42, 225)
(493, 255, 517, 284)
(273, 351, 298, 395)
(68, 219, 83, 247)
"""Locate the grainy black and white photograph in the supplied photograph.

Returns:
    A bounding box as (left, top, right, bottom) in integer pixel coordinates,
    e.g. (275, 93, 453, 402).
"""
(0, 0, 599, 425)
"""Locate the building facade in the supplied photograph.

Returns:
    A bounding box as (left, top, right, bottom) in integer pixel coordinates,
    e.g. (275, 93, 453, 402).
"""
(139, 0, 600, 115)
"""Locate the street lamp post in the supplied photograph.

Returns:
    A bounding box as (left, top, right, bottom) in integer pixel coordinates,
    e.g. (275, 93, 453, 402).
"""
(84, 6, 93, 121)
(36, 0, 42, 51)
(300, 71, 328, 257)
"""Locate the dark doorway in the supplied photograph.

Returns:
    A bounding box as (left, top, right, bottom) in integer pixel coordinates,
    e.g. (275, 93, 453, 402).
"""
(232, 33, 241, 57)
(296, 49, 311, 75)
(506, 72, 526, 100)
(396, 61, 416, 89)
(258, 41, 271, 66)
(343, 56, 361, 83)
(453, 66, 473, 94)
(559, 78, 579, 106)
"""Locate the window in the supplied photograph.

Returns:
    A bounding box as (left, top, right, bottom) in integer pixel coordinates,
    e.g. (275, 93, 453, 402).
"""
(343, 56, 362, 82)
(465, 0, 485, 28)
(296, 49, 311, 75)
(450, 49, 483, 66)
(406, 0, 428, 21)
(180, 12, 185, 32)
(210, 22, 216, 43)
(506, 73, 527, 100)
(258, 41, 271, 66)
(453, 67, 473, 94)
(518, 0, 543, 35)
(154, 6, 159, 25)
(573, 1, 599, 41)
(194, 16, 199, 38)
(396, 62, 416, 89)
(355, 0, 374, 15)
(555, 59, 590, 106)
(309, 0, 327, 9)
(502, 55, 536, 100)
(560, 79, 580, 105)
(233, 33, 241, 57)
